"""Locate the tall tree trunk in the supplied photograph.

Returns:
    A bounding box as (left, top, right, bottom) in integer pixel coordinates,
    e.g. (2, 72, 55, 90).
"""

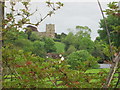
(0, 1, 4, 89)
(0, 1, 4, 28)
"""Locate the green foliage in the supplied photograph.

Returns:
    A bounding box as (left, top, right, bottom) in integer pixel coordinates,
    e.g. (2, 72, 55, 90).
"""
(55, 33, 67, 42)
(67, 50, 99, 70)
(32, 41, 46, 57)
(77, 37, 94, 53)
(3, 1, 119, 88)
(98, 2, 120, 48)
(102, 43, 117, 59)
(14, 38, 33, 52)
(75, 26, 91, 38)
(54, 42, 65, 54)
(103, 2, 119, 16)
(44, 37, 56, 53)
(2, 46, 106, 88)
(92, 40, 105, 59)
(62, 32, 75, 49)
(29, 32, 41, 41)
(62, 26, 94, 55)
(3, 28, 28, 46)
(66, 45, 76, 55)
(25, 27, 32, 40)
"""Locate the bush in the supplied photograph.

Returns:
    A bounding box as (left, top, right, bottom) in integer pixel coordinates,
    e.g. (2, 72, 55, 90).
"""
(54, 42, 65, 54)
(44, 37, 56, 53)
(32, 41, 46, 57)
(67, 50, 99, 70)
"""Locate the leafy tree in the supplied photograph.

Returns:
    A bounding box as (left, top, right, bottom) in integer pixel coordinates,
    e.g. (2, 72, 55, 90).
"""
(54, 42, 65, 54)
(18, 31, 28, 39)
(67, 50, 99, 70)
(98, 2, 120, 48)
(2, 47, 106, 88)
(92, 40, 105, 59)
(55, 33, 67, 42)
(14, 38, 33, 52)
(60, 33, 67, 41)
(29, 32, 41, 41)
(66, 45, 76, 55)
(61, 25, 96, 59)
(62, 32, 76, 51)
(3, 27, 19, 45)
(44, 37, 56, 53)
(32, 40, 46, 57)
(102, 43, 117, 60)
(2, 1, 64, 88)
(75, 26, 91, 38)
(55, 33, 60, 38)
(77, 36, 94, 53)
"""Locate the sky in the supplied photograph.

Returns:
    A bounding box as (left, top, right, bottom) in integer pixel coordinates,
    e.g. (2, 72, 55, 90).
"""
(5, 0, 120, 40)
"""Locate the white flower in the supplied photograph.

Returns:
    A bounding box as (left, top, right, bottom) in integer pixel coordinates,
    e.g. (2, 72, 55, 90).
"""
(61, 57, 64, 61)
(59, 54, 62, 57)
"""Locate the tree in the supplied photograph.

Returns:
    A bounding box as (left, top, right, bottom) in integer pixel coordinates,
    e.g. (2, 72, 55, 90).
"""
(75, 26, 91, 38)
(60, 33, 67, 41)
(67, 50, 99, 70)
(0, 1, 4, 28)
(62, 32, 76, 51)
(62, 26, 94, 55)
(44, 37, 56, 53)
(76, 36, 94, 53)
(98, 2, 120, 49)
(14, 38, 33, 52)
(2, 1, 64, 88)
(55, 33, 67, 42)
(66, 45, 76, 55)
(29, 32, 41, 41)
(92, 40, 105, 59)
(32, 40, 46, 57)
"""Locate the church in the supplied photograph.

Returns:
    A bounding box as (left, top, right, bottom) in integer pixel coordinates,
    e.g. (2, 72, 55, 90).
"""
(27, 24, 55, 38)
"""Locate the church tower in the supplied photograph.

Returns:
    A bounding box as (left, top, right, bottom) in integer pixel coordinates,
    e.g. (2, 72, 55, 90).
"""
(46, 24, 55, 38)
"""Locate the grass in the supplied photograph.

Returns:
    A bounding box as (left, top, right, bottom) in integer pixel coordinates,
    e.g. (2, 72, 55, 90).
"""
(85, 68, 110, 73)
(54, 42, 65, 54)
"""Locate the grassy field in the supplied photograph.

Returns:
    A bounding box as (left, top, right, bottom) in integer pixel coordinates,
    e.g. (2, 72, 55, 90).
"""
(54, 42, 65, 54)
(85, 68, 110, 73)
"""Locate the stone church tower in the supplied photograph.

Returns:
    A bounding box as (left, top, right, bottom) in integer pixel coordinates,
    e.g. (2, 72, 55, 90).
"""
(46, 24, 55, 38)
(26, 24, 55, 38)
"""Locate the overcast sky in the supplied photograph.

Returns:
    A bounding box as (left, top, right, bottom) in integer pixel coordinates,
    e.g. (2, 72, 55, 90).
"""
(5, 0, 120, 40)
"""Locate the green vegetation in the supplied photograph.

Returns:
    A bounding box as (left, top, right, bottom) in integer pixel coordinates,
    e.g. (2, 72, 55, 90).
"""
(2, 1, 120, 88)
(67, 50, 99, 70)
(85, 68, 109, 73)
(54, 42, 65, 54)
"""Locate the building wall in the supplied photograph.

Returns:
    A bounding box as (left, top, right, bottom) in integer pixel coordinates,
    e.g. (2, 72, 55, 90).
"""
(39, 24, 55, 38)
(38, 32, 46, 37)
(28, 24, 55, 38)
(46, 24, 55, 38)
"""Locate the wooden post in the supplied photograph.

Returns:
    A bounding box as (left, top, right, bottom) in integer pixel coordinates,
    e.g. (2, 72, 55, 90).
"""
(103, 52, 120, 88)
(97, 0, 114, 62)
(103, 2, 120, 88)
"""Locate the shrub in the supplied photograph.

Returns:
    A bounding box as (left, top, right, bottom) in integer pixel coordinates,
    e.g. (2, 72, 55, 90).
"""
(67, 50, 99, 70)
